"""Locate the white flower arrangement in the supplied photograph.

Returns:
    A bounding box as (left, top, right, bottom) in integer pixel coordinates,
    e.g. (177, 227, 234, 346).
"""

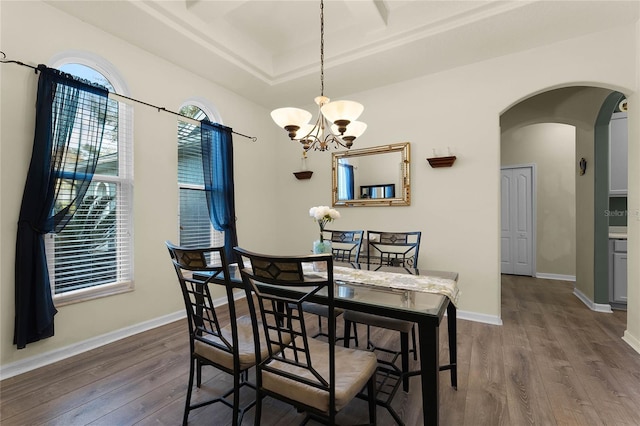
(309, 205, 340, 242)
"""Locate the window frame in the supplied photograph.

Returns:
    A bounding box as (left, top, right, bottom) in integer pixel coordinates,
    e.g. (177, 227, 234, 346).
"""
(177, 99, 224, 249)
(46, 53, 134, 306)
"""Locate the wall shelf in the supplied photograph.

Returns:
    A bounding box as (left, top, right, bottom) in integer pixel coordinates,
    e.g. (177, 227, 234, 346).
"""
(293, 171, 313, 180)
(427, 156, 456, 168)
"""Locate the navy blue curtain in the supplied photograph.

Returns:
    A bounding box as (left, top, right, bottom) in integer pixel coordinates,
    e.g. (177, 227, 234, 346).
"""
(200, 120, 238, 261)
(14, 65, 109, 349)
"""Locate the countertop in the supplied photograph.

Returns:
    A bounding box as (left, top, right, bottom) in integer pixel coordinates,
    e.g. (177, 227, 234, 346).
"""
(609, 226, 627, 239)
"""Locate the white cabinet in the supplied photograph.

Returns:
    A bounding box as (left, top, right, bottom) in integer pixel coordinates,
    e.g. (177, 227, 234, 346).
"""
(609, 112, 628, 196)
(609, 238, 627, 307)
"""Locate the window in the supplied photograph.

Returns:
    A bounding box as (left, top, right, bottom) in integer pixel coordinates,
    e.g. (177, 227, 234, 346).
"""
(338, 162, 355, 200)
(177, 104, 223, 252)
(46, 59, 133, 304)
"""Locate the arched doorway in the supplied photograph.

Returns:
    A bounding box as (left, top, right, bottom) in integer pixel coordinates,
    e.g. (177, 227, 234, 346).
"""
(500, 86, 627, 312)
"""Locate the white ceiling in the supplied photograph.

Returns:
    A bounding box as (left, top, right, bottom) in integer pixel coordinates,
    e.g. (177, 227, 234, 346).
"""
(47, 0, 639, 109)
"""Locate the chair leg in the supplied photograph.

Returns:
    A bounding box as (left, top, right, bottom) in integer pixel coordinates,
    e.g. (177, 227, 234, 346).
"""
(401, 331, 410, 392)
(254, 385, 263, 426)
(232, 371, 240, 426)
(353, 322, 359, 347)
(367, 373, 377, 425)
(411, 324, 417, 360)
(196, 359, 202, 387)
(183, 357, 196, 426)
(343, 319, 353, 347)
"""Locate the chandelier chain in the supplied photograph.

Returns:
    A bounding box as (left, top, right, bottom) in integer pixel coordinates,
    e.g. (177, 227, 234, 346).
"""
(320, 0, 324, 97)
(270, 0, 365, 151)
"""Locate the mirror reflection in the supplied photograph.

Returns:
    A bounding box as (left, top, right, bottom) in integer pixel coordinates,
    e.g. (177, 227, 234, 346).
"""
(332, 142, 410, 207)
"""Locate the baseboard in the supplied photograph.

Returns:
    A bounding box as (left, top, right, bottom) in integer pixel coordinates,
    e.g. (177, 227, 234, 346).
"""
(456, 309, 503, 326)
(622, 330, 640, 355)
(573, 288, 613, 313)
(0, 291, 252, 381)
(0, 310, 185, 381)
(535, 273, 576, 281)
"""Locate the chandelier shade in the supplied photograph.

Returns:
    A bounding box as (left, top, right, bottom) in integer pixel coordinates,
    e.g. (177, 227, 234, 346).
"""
(333, 120, 367, 141)
(270, 107, 312, 139)
(321, 100, 363, 128)
(270, 0, 366, 151)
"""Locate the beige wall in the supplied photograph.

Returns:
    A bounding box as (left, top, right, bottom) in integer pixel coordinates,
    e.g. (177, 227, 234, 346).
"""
(2, 1, 639, 374)
(501, 123, 576, 277)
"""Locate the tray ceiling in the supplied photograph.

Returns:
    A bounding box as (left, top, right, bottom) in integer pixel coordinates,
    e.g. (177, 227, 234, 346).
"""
(46, 0, 639, 109)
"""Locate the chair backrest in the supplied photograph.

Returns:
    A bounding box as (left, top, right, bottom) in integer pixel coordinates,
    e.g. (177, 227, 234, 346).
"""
(366, 230, 422, 268)
(166, 241, 241, 365)
(323, 229, 364, 263)
(234, 247, 338, 406)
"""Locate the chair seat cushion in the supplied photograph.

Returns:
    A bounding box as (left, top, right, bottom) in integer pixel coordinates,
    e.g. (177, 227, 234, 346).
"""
(301, 302, 344, 318)
(261, 336, 377, 412)
(195, 316, 278, 371)
(343, 310, 414, 333)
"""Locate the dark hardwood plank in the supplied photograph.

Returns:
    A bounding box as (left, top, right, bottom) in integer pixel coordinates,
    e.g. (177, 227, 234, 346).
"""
(463, 321, 509, 425)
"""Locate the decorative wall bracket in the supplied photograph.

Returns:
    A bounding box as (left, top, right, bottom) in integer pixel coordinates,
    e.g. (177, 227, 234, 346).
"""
(427, 156, 456, 168)
(293, 171, 313, 180)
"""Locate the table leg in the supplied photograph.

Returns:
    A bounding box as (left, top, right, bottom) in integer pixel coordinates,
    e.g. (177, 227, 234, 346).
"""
(418, 321, 439, 426)
(446, 303, 458, 389)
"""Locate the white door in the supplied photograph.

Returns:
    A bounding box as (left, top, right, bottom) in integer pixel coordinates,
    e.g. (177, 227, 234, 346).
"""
(501, 167, 534, 276)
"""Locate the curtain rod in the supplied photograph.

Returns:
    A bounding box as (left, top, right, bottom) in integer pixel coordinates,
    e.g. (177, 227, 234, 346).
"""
(0, 52, 257, 142)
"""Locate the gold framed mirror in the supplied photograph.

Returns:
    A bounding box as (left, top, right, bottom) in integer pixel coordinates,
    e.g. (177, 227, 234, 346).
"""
(332, 142, 410, 207)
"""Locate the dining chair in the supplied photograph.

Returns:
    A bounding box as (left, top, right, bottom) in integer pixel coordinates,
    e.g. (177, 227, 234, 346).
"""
(304, 229, 364, 341)
(166, 241, 270, 426)
(325, 229, 364, 262)
(234, 247, 378, 426)
(366, 230, 421, 268)
(343, 230, 422, 417)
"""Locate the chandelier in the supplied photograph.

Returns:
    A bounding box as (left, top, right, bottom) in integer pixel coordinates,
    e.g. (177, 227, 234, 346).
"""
(270, 0, 366, 151)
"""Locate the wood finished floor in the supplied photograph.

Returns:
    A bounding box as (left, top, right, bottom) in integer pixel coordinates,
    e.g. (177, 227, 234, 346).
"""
(1, 275, 639, 425)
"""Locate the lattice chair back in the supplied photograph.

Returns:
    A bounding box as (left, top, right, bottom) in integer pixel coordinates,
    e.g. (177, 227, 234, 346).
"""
(324, 229, 364, 263)
(167, 242, 232, 350)
(236, 249, 335, 375)
(366, 230, 422, 268)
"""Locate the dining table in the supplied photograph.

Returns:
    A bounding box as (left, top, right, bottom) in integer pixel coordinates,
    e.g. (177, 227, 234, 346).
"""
(204, 260, 459, 426)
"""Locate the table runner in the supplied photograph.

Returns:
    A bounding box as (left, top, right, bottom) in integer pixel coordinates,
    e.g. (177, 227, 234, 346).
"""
(302, 263, 460, 307)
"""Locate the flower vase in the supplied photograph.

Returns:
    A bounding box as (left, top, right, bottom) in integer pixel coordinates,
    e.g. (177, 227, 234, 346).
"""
(313, 239, 332, 254)
(312, 240, 332, 271)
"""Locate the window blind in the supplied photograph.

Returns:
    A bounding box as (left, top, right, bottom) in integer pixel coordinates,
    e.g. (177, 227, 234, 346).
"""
(47, 96, 133, 295)
(177, 116, 223, 253)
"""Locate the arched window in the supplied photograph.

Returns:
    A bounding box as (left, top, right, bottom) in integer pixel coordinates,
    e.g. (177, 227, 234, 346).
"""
(177, 102, 224, 249)
(46, 55, 133, 304)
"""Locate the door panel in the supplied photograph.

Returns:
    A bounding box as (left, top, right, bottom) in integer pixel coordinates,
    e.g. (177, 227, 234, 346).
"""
(500, 173, 514, 274)
(501, 167, 534, 276)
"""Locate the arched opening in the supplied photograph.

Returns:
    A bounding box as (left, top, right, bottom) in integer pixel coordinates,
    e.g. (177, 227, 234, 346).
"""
(500, 86, 627, 314)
